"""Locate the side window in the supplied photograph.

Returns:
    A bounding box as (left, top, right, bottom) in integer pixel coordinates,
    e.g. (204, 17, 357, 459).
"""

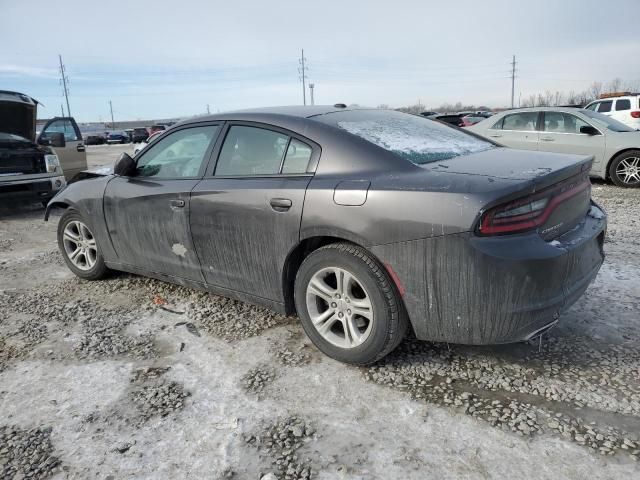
(282, 139, 313, 174)
(585, 102, 599, 111)
(215, 126, 289, 176)
(616, 99, 631, 111)
(136, 125, 219, 178)
(543, 112, 590, 134)
(490, 117, 504, 130)
(502, 112, 538, 131)
(598, 101, 613, 113)
(42, 119, 79, 141)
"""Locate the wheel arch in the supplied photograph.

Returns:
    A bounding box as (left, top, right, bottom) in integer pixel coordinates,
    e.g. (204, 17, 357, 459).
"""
(44, 200, 71, 221)
(281, 234, 409, 323)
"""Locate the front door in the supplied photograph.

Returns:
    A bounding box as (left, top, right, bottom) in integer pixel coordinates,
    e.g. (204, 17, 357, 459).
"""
(190, 123, 317, 302)
(538, 111, 606, 168)
(104, 123, 221, 281)
(38, 117, 87, 180)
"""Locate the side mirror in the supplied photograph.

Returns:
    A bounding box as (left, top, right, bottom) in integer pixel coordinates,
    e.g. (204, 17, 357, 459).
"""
(114, 152, 136, 176)
(580, 125, 599, 136)
(49, 132, 66, 148)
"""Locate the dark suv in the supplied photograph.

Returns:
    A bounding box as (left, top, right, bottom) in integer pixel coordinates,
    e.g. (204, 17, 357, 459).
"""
(132, 127, 149, 143)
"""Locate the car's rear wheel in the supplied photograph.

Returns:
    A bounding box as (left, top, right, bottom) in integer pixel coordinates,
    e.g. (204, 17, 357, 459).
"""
(609, 150, 640, 188)
(57, 209, 109, 280)
(294, 242, 407, 365)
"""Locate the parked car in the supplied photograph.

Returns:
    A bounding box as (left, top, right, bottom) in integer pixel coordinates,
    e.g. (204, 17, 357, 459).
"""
(0, 91, 78, 205)
(46, 106, 606, 364)
(584, 93, 640, 130)
(107, 131, 129, 144)
(419, 111, 439, 117)
(84, 134, 106, 145)
(429, 113, 465, 127)
(132, 127, 149, 143)
(133, 130, 163, 155)
(149, 124, 168, 134)
(468, 107, 640, 187)
(461, 113, 492, 127)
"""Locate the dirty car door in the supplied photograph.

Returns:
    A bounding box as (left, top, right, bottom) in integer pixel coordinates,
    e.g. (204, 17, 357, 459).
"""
(190, 124, 317, 302)
(104, 124, 220, 281)
(37, 117, 87, 180)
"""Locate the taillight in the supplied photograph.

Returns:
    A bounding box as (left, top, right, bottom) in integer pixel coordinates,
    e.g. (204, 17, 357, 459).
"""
(478, 176, 590, 236)
(630, 111, 640, 118)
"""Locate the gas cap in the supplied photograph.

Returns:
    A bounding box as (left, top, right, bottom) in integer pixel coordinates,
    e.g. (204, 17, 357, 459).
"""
(333, 180, 371, 206)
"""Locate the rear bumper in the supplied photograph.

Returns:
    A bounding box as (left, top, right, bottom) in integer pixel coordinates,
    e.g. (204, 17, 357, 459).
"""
(371, 203, 606, 344)
(0, 175, 66, 202)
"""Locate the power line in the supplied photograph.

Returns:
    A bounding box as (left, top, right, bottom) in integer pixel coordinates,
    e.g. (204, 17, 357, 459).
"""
(58, 54, 71, 117)
(298, 49, 308, 106)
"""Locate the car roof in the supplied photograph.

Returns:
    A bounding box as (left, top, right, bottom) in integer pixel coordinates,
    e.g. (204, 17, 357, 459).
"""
(494, 106, 587, 114)
(195, 105, 366, 121)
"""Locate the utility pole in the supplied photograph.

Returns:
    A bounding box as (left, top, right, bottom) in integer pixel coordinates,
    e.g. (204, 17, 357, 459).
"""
(60, 104, 64, 117)
(109, 100, 115, 129)
(510, 55, 517, 109)
(58, 54, 71, 117)
(309, 83, 315, 106)
(298, 49, 308, 105)
(206, 104, 211, 115)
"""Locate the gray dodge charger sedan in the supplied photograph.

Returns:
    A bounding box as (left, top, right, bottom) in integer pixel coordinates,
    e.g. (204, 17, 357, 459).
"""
(46, 106, 606, 364)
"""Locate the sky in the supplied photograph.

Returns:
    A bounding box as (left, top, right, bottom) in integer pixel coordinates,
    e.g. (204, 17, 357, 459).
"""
(1, 0, 639, 122)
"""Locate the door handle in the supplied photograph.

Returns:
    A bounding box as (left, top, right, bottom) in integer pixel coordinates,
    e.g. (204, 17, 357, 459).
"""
(540, 137, 555, 142)
(489, 134, 502, 138)
(77, 144, 86, 152)
(170, 199, 185, 208)
(270, 198, 292, 212)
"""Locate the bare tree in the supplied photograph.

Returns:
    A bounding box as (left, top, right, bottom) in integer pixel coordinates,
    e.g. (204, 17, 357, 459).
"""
(588, 81, 603, 101)
(376, 103, 390, 110)
(605, 78, 623, 93)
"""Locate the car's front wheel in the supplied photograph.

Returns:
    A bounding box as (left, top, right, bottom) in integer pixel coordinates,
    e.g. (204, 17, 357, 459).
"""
(294, 243, 407, 365)
(609, 150, 640, 188)
(57, 209, 109, 280)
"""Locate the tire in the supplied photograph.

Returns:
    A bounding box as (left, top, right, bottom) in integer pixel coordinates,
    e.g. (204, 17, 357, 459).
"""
(57, 209, 109, 280)
(294, 242, 408, 365)
(609, 150, 640, 188)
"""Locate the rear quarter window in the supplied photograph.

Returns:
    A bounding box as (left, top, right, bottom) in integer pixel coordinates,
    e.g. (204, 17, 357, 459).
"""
(320, 110, 494, 165)
(616, 99, 631, 111)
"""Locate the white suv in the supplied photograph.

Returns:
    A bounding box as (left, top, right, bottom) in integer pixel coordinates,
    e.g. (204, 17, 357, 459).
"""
(585, 94, 640, 130)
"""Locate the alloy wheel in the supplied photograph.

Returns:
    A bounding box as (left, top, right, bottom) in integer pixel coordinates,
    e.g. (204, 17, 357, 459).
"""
(62, 220, 98, 271)
(305, 267, 374, 349)
(616, 157, 640, 185)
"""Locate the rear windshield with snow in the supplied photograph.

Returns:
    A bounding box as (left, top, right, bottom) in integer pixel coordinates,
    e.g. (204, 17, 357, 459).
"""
(316, 110, 494, 164)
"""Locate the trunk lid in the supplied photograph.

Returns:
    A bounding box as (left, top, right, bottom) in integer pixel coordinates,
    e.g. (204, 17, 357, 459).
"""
(433, 148, 594, 240)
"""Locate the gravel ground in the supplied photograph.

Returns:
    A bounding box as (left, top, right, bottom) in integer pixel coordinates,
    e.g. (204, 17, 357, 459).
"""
(1, 146, 639, 479)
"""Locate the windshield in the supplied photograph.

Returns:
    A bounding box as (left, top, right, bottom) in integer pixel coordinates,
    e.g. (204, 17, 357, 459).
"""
(317, 110, 494, 165)
(581, 109, 636, 132)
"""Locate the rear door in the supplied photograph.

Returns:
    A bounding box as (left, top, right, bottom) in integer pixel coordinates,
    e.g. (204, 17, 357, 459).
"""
(538, 111, 606, 167)
(103, 123, 221, 281)
(488, 111, 540, 150)
(37, 117, 86, 180)
(190, 123, 318, 302)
